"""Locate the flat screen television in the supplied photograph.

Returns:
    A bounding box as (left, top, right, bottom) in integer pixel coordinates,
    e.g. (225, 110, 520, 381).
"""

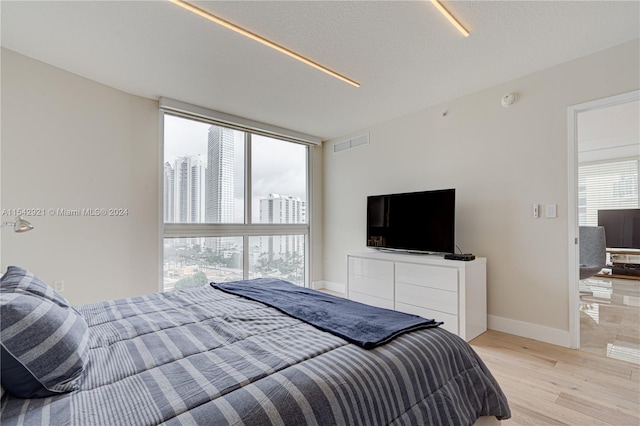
(367, 189, 455, 254)
(597, 208, 640, 249)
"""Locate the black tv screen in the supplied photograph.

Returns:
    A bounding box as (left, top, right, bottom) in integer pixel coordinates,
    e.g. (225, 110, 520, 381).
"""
(598, 208, 640, 249)
(367, 189, 455, 254)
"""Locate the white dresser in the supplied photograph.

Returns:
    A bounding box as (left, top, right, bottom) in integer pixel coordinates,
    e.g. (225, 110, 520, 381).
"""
(347, 249, 487, 341)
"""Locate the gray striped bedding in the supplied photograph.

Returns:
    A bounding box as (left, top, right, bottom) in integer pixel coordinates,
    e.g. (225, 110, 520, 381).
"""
(0, 286, 510, 425)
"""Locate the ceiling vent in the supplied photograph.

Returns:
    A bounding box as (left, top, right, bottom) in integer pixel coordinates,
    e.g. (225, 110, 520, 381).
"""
(333, 133, 369, 153)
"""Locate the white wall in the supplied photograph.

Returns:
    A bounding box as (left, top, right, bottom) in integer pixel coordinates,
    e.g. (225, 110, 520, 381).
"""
(322, 40, 639, 345)
(1, 48, 160, 305)
(0, 48, 326, 303)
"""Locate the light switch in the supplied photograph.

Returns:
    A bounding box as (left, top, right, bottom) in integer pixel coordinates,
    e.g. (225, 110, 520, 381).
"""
(532, 203, 539, 218)
(545, 204, 557, 218)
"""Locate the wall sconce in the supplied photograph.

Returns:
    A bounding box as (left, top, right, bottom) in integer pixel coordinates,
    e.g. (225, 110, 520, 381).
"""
(1, 216, 34, 233)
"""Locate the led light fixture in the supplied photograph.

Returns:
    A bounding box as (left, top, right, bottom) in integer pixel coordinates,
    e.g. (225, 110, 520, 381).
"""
(169, 0, 360, 87)
(430, 0, 470, 37)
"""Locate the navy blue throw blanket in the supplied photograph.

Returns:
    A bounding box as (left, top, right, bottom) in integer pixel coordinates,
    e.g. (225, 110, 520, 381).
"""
(211, 278, 442, 349)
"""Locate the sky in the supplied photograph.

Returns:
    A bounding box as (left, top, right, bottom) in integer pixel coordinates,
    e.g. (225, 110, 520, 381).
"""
(164, 114, 307, 222)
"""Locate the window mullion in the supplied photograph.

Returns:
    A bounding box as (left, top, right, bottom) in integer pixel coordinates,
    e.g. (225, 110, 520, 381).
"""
(164, 223, 308, 238)
(244, 133, 252, 280)
(243, 235, 249, 280)
(245, 133, 252, 225)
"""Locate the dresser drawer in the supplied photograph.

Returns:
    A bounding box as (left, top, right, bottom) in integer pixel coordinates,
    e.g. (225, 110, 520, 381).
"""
(395, 302, 458, 335)
(348, 274, 394, 301)
(348, 257, 394, 281)
(347, 250, 486, 342)
(395, 262, 457, 291)
(395, 282, 458, 315)
(349, 290, 394, 310)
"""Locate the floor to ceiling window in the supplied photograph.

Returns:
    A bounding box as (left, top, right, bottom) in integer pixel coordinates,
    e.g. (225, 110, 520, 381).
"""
(161, 100, 314, 291)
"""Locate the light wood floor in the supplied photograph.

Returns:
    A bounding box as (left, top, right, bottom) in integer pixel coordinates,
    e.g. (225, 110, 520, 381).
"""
(470, 330, 640, 426)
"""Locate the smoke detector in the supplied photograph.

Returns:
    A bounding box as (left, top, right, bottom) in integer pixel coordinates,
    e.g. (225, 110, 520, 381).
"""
(501, 93, 517, 108)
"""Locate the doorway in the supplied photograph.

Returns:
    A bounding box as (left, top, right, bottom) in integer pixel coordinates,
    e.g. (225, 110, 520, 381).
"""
(568, 90, 640, 358)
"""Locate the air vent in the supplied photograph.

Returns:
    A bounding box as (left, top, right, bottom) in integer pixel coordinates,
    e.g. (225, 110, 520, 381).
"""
(333, 133, 369, 153)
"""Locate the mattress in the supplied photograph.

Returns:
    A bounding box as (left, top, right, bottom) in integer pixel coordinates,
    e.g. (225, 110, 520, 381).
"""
(0, 285, 510, 425)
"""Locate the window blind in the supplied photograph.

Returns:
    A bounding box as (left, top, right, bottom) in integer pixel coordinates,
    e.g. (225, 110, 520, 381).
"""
(578, 158, 639, 226)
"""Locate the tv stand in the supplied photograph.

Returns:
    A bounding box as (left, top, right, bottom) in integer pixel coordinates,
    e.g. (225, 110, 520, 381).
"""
(596, 249, 640, 280)
(346, 249, 487, 341)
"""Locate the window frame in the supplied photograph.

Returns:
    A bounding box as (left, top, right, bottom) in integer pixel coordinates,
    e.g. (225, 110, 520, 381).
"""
(159, 98, 319, 291)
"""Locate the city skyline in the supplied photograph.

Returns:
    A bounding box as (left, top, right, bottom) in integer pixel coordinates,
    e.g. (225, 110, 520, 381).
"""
(164, 121, 307, 227)
(163, 116, 308, 289)
(164, 156, 307, 225)
(164, 114, 307, 219)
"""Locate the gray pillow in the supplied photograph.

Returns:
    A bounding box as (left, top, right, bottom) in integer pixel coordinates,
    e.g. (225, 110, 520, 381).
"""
(0, 267, 89, 398)
(1, 266, 72, 308)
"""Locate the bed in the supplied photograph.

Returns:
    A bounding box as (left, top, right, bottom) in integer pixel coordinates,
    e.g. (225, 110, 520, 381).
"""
(1, 267, 510, 425)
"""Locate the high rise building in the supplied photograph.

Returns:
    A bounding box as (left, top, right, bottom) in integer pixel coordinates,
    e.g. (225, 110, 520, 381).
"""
(168, 155, 206, 223)
(259, 193, 305, 224)
(206, 125, 236, 251)
(189, 155, 206, 222)
(206, 126, 235, 224)
(259, 193, 306, 260)
(163, 162, 175, 222)
(164, 125, 236, 252)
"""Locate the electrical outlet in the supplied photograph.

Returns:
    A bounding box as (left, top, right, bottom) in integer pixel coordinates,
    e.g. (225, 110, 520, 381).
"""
(54, 280, 64, 292)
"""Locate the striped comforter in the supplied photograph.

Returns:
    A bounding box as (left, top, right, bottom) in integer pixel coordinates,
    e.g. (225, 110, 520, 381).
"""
(0, 286, 510, 425)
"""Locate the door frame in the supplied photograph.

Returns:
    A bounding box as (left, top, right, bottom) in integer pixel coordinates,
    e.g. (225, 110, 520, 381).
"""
(567, 89, 639, 349)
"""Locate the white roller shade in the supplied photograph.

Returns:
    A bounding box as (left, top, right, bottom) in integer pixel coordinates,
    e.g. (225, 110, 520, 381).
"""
(578, 159, 639, 226)
(159, 97, 321, 146)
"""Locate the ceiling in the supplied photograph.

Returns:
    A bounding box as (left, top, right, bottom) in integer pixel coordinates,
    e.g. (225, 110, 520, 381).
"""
(2, 0, 639, 141)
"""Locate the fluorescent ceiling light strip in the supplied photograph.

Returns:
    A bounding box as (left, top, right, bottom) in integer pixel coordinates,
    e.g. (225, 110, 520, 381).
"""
(169, 0, 360, 88)
(430, 0, 470, 37)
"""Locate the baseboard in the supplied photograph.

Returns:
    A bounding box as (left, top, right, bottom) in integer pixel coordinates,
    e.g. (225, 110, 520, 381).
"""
(488, 315, 571, 348)
(307, 285, 570, 347)
(311, 280, 346, 294)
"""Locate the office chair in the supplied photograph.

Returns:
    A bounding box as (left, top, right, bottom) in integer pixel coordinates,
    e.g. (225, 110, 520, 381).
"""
(579, 226, 607, 280)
